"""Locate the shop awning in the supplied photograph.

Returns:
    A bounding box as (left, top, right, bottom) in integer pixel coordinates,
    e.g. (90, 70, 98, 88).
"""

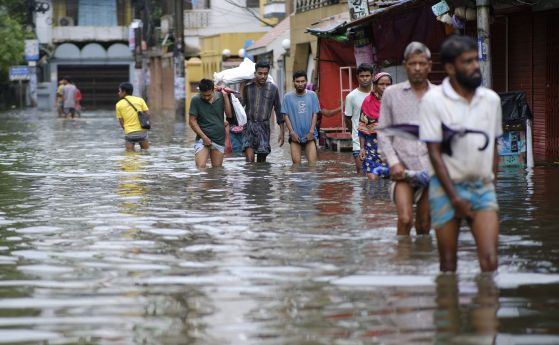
(346, 0, 436, 28)
(306, 12, 350, 37)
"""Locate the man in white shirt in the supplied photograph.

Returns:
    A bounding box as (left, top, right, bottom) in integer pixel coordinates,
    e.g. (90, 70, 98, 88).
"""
(419, 35, 503, 273)
(344, 64, 373, 174)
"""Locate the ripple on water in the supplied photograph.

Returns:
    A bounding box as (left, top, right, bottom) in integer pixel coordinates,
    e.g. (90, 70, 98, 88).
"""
(0, 330, 60, 344)
(14, 226, 62, 234)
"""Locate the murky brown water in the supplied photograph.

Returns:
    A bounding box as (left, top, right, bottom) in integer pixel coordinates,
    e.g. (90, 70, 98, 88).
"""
(0, 109, 558, 345)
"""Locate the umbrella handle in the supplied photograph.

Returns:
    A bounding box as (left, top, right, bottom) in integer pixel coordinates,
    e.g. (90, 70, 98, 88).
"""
(465, 129, 490, 151)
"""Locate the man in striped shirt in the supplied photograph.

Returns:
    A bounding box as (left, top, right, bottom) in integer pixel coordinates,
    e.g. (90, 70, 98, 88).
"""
(241, 61, 284, 163)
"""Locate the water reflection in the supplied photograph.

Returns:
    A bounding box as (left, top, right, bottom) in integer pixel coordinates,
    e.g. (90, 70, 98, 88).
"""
(434, 275, 498, 345)
(0, 110, 558, 344)
(118, 152, 148, 215)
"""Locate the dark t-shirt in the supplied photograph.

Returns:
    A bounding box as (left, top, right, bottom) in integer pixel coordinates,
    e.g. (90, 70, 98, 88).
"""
(189, 92, 226, 146)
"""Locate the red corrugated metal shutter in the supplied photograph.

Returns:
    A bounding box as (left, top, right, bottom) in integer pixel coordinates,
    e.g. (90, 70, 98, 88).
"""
(491, 17, 507, 92)
(508, 14, 545, 160)
(545, 12, 559, 159)
(533, 14, 548, 162)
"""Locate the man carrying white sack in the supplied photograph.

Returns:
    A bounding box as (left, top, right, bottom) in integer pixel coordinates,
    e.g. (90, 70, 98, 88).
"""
(239, 60, 284, 163)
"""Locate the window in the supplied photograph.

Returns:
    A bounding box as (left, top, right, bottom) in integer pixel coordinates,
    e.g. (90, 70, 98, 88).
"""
(246, 0, 259, 8)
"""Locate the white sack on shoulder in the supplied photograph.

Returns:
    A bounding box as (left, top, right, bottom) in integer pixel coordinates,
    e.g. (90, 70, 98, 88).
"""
(214, 58, 274, 84)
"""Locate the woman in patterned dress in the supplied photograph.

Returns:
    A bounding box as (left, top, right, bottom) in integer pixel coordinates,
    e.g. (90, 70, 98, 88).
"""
(358, 72, 393, 180)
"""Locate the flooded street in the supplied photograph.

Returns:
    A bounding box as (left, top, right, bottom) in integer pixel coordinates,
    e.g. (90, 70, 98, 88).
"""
(0, 109, 558, 345)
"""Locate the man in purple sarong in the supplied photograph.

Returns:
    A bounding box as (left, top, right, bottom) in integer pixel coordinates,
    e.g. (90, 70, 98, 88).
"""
(241, 61, 284, 163)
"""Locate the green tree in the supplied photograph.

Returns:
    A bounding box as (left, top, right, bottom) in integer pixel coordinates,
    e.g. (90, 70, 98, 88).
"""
(0, 11, 24, 82)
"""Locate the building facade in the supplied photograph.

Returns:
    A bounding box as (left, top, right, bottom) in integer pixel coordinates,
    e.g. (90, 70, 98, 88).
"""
(35, 0, 136, 110)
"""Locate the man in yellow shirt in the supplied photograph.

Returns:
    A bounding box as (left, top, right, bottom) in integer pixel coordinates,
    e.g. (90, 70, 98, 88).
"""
(56, 79, 65, 117)
(115, 82, 150, 151)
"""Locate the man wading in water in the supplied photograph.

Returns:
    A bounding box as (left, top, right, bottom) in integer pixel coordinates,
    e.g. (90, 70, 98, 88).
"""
(419, 35, 502, 272)
(378, 42, 434, 236)
(241, 61, 284, 163)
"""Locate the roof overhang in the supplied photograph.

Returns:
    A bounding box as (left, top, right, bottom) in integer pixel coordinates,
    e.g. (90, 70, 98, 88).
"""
(306, 12, 350, 36)
(346, 0, 436, 29)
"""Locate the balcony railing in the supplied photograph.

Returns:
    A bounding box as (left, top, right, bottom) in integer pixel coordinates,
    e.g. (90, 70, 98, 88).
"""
(264, 0, 286, 18)
(184, 10, 210, 29)
(296, 0, 340, 13)
(52, 26, 128, 43)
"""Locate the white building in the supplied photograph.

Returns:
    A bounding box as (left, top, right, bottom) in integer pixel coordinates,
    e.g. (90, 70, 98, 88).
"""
(183, 0, 273, 57)
(35, 0, 135, 110)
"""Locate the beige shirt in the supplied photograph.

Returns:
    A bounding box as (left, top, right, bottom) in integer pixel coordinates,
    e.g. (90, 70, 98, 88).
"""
(378, 80, 433, 171)
(419, 78, 503, 182)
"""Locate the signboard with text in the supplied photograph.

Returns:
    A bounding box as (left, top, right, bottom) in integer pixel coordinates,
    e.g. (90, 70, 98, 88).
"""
(348, 0, 370, 21)
(9, 66, 31, 81)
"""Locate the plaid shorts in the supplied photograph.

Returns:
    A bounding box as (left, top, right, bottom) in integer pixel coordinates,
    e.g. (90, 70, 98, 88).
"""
(429, 176, 498, 229)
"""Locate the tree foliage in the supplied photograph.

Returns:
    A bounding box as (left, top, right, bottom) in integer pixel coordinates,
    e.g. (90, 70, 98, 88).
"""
(0, 5, 25, 82)
(0, 13, 25, 81)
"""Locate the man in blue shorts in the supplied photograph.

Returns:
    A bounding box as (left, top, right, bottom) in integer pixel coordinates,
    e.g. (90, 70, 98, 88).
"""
(419, 35, 503, 272)
(281, 70, 320, 165)
(189, 79, 232, 168)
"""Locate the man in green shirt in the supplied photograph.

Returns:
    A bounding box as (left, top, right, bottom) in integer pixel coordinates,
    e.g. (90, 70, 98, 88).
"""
(189, 79, 232, 168)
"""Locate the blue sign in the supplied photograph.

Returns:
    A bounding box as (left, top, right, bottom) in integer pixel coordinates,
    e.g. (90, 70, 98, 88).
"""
(24, 39, 39, 61)
(431, 0, 450, 17)
(9, 66, 31, 81)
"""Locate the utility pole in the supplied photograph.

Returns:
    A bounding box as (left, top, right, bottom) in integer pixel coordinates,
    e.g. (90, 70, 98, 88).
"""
(174, 0, 186, 118)
(476, 0, 492, 88)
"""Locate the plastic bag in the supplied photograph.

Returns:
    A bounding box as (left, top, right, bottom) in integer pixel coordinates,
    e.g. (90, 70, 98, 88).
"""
(231, 93, 247, 127)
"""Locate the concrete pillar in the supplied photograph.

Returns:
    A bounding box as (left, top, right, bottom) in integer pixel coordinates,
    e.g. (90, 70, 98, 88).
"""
(476, 0, 492, 88)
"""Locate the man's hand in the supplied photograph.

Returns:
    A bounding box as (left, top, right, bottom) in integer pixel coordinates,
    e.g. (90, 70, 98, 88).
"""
(390, 163, 406, 181)
(306, 132, 314, 142)
(202, 136, 212, 146)
(278, 133, 285, 147)
(290, 131, 300, 143)
(359, 148, 366, 161)
(451, 197, 473, 221)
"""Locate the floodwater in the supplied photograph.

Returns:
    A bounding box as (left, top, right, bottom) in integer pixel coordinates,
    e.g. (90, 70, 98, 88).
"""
(0, 109, 558, 345)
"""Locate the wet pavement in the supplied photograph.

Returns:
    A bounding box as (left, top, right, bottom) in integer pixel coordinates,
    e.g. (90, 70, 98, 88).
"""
(0, 109, 558, 344)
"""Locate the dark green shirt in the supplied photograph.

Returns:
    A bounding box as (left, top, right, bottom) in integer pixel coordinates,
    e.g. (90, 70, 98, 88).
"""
(189, 92, 226, 146)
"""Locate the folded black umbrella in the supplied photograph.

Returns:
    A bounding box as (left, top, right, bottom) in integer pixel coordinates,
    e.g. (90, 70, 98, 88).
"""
(377, 123, 489, 156)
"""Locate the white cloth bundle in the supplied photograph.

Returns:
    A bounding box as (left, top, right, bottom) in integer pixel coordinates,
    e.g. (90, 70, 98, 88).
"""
(214, 58, 274, 84)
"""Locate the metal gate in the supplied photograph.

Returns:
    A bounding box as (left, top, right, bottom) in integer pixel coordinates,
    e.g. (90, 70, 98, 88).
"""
(58, 65, 130, 109)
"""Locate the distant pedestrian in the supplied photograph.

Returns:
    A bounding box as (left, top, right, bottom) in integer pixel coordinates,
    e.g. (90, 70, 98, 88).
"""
(189, 79, 232, 168)
(241, 61, 284, 163)
(116, 82, 150, 152)
(345, 63, 373, 174)
(419, 35, 502, 272)
(56, 78, 65, 117)
(61, 76, 78, 119)
(75, 86, 82, 117)
(358, 72, 392, 180)
(378, 42, 434, 236)
(281, 70, 321, 166)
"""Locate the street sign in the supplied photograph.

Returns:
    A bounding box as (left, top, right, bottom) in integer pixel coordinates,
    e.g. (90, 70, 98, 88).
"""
(24, 39, 39, 61)
(431, 0, 450, 17)
(9, 66, 31, 81)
